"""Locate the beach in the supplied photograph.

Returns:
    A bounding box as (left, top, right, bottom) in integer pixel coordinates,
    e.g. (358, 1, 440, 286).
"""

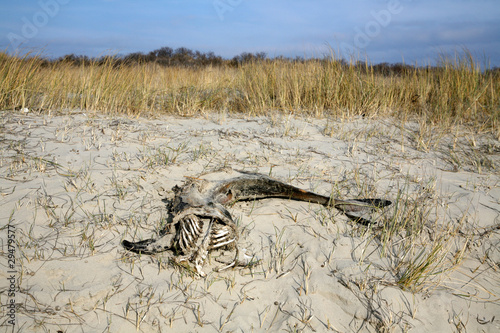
(1, 109, 499, 332)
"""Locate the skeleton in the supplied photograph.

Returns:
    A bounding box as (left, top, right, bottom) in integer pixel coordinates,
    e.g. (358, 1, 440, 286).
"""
(122, 170, 391, 276)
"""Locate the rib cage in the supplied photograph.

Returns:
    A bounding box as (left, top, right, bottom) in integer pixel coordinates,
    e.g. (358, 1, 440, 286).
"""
(173, 215, 237, 255)
(173, 214, 203, 254)
(210, 224, 237, 250)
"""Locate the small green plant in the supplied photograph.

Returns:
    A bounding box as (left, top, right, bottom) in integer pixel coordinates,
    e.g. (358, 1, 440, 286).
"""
(267, 226, 296, 275)
(139, 142, 188, 168)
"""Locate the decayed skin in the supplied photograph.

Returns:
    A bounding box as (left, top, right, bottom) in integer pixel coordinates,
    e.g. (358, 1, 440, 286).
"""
(122, 170, 391, 276)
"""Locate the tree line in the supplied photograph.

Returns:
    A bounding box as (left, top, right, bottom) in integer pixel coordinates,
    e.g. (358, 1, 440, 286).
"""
(41, 46, 499, 76)
(52, 47, 268, 68)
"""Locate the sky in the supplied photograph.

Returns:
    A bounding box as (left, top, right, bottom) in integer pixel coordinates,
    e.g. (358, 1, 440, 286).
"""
(1, 0, 499, 66)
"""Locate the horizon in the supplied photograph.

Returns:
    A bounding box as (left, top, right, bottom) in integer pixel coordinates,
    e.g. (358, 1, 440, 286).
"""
(1, 0, 499, 67)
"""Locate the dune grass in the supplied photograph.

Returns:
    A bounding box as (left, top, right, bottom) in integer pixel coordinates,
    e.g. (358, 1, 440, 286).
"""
(1, 50, 498, 137)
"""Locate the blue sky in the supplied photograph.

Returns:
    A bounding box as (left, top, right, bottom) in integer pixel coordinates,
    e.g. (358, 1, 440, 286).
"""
(1, 0, 499, 66)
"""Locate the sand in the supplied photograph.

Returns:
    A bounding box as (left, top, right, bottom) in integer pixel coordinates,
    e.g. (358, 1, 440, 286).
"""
(0, 109, 499, 332)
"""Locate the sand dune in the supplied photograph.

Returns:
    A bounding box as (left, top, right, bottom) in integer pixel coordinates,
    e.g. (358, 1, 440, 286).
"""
(1, 110, 498, 332)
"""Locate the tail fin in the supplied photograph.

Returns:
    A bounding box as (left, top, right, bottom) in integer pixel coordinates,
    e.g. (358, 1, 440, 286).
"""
(334, 198, 391, 225)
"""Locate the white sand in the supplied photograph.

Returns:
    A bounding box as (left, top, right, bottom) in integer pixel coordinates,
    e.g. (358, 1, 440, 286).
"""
(0, 110, 499, 332)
